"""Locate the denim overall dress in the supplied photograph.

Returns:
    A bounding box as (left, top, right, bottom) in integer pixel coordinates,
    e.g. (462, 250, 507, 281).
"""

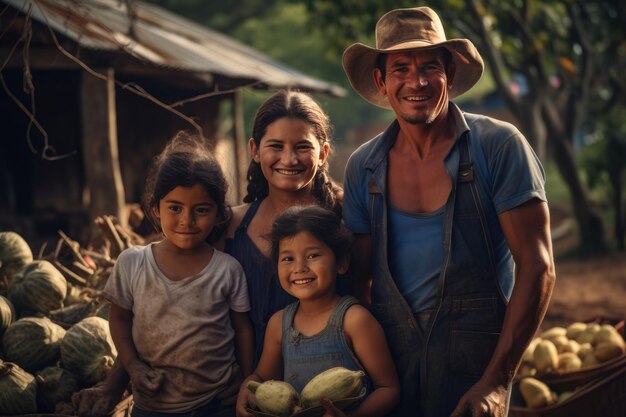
(367, 132, 509, 417)
(282, 295, 370, 394)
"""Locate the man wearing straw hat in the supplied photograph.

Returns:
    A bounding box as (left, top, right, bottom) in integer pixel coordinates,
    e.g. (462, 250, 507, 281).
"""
(341, 6, 555, 417)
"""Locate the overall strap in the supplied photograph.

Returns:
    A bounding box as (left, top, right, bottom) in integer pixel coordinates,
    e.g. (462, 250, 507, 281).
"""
(281, 301, 301, 345)
(327, 295, 359, 329)
(367, 179, 384, 251)
(456, 133, 499, 292)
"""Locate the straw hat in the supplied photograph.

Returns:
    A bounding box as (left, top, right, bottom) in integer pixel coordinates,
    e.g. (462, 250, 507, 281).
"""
(342, 7, 484, 109)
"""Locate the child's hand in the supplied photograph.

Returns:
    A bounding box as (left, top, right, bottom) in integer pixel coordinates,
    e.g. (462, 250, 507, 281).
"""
(127, 358, 164, 397)
(235, 386, 256, 417)
(320, 398, 347, 417)
(72, 384, 121, 417)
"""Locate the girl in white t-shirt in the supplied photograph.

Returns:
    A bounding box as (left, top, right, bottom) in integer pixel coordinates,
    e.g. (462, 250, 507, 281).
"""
(104, 132, 253, 416)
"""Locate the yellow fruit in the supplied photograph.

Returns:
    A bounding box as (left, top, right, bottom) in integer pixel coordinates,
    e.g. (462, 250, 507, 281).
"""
(519, 377, 555, 409)
(300, 367, 365, 409)
(593, 325, 625, 346)
(551, 335, 569, 352)
(533, 340, 559, 373)
(565, 322, 587, 340)
(559, 340, 580, 355)
(540, 327, 567, 341)
(517, 363, 537, 377)
(247, 380, 299, 417)
(522, 338, 541, 364)
(576, 323, 600, 344)
(577, 343, 593, 360)
(594, 340, 625, 362)
(557, 391, 574, 404)
(557, 352, 582, 372)
(581, 352, 599, 368)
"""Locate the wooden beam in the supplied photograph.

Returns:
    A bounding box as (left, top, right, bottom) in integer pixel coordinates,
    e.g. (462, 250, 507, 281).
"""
(232, 91, 246, 204)
(80, 68, 126, 235)
(0, 46, 81, 70)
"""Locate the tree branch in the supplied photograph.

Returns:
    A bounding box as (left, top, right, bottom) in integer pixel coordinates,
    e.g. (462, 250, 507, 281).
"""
(464, 0, 521, 114)
(565, 1, 593, 139)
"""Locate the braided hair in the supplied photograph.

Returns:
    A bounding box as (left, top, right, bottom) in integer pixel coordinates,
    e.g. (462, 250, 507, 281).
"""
(244, 90, 342, 217)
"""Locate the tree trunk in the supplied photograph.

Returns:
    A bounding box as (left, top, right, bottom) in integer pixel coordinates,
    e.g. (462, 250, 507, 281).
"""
(81, 68, 126, 238)
(514, 104, 548, 163)
(548, 132, 605, 250)
(538, 93, 605, 251)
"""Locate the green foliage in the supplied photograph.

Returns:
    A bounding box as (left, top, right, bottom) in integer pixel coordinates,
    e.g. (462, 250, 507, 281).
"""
(144, 0, 289, 32)
(230, 3, 392, 140)
(579, 106, 626, 248)
(580, 107, 626, 198)
(143, 0, 391, 141)
(544, 162, 571, 205)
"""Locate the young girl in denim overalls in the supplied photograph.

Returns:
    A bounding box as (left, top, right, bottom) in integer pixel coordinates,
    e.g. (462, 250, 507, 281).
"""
(236, 206, 399, 417)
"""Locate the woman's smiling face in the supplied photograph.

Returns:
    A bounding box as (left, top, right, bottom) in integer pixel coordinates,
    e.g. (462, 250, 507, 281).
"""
(250, 117, 329, 195)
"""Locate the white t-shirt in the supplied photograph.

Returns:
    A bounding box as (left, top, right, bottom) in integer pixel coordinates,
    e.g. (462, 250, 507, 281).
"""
(103, 244, 250, 412)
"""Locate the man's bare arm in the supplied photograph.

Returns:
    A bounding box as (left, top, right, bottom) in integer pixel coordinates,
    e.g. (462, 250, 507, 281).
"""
(451, 198, 556, 417)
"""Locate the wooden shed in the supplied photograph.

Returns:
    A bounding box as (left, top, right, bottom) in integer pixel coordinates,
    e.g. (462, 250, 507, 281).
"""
(0, 0, 344, 244)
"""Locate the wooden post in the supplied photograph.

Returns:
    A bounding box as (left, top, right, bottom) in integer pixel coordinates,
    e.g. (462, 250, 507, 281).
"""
(80, 68, 126, 235)
(232, 91, 247, 204)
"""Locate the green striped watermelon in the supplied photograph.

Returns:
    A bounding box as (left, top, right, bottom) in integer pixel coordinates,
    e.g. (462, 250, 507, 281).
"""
(0, 295, 15, 336)
(8, 260, 67, 315)
(0, 231, 33, 292)
(60, 316, 117, 385)
(0, 360, 37, 413)
(3, 316, 66, 372)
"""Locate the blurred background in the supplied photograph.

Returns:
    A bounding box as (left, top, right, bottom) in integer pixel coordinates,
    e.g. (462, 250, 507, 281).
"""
(1, 0, 625, 326)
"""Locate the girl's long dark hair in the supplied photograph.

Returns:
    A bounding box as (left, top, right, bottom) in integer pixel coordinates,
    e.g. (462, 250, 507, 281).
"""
(142, 131, 231, 243)
(244, 90, 342, 217)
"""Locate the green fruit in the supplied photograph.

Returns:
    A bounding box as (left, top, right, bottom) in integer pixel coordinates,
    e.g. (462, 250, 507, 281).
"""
(36, 366, 79, 412)
(8, 260, 67, 315)
(0, 295, 16, 336)
(247, 380, 299, 417)
(3, 316, 66, 372)
(60, 316, 117, 385)
(0, 360, 37, 413)
(0, 231, 33, 291)
(300, 367, 365, 409)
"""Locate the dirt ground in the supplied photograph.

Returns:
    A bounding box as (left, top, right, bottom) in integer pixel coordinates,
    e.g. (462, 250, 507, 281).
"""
(541, 206, 626, 330)
(544, 252, 626, 329)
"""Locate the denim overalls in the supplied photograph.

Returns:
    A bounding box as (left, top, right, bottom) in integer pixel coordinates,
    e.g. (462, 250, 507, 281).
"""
(282, 295, 371, 394)
(365, 124, 509, 416)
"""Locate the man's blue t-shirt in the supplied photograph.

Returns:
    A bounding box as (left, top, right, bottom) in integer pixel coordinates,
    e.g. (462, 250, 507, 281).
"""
(388, 205, 444, 312)
(343, 104, 547, 311)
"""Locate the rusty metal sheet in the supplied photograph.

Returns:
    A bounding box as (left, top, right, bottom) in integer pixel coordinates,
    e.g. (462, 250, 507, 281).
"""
(3, 0, 345, 96)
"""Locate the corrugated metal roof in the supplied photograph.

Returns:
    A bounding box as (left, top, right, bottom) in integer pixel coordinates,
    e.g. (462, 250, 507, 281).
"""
(4, 0, 345, 96)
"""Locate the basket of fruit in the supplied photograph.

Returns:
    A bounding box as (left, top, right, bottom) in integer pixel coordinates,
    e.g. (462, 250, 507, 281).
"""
(509, 319, 626, 417)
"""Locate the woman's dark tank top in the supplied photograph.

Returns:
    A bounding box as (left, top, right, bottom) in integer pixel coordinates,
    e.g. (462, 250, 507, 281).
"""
(224, 199, 296, 363)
